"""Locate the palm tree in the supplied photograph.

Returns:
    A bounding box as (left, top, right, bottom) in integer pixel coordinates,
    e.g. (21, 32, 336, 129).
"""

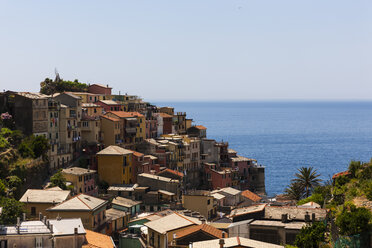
(284, 182, 304, 201)
(293, 167, 322, 198)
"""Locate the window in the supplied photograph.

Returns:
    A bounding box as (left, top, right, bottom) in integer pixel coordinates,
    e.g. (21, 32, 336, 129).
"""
(207, 199, 211, 205)
(94, 108, 97, 113)
(56, 133, 58, 139)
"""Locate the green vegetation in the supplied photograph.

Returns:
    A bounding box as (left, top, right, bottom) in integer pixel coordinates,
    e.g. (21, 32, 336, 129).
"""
(40, 77, 88, 94)
(50, 169, 67, 190)
(285, 167, 322, 201)
(294, 222, 327, 248)
(336, 202, 372, 236)
(0, 127, 50, 224)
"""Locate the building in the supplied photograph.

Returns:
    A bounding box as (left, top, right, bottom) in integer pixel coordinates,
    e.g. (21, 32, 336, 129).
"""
(187, 125, 207, 139)
(46, 194, 108, 231)
(137, 173, 180, 197)
(212, 188, 242, 207)
(100, 115, 122, 147)
(173, 112, 187, 135)
(88, 83, 112, 95)
(13, 92, 49, 136)
(240, 190, 262, 207)
(97, 145, 134, 185)
(82, 103, 104, 116)
(62, 167, 97, 195)
(182, 191, 217, 220)
(0, 217, 86, 248)
(131, 151, 145, 183)
(19, 188, 71, 218)
(96, 100, 124, 112)
(154, 113, 173, 135)
(106, 111, 146, 149)
(81, 115, 100, 146)
(145, 117, 158, 139)
(190, 237, 284, 248)
(112, 196, 141, 216)
(173, 224, 224, 247)
(105, 208, 130, 235)
(145, 213, 201, 248)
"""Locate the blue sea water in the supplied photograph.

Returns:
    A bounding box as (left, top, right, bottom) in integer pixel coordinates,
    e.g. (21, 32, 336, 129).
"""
(153, 101, 372, 196)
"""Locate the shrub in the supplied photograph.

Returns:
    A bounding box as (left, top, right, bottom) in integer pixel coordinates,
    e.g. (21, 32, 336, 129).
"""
(294, 222, 326, 248)
(336, 203, 372, 236)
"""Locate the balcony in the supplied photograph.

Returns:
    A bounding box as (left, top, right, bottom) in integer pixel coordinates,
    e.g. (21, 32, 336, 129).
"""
(126, 127, 137, 133)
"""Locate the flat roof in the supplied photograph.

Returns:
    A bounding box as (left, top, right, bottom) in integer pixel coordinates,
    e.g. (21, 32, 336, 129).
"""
(19, 189, 70, 204)
(62, 167, 96, 176)
(97, 145, 133, 155)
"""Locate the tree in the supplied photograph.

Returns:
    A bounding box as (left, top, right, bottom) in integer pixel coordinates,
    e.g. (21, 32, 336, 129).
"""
(285, 182, 304, 201)
(294, 222, 326, 248)
(50, 170, 67, 190)
(31, 135, 50, 159)
(0, 179, 7, 197)
(293, 167, 322, 198)
(336, 203, 372, 236)
(0, 197, 25, 225)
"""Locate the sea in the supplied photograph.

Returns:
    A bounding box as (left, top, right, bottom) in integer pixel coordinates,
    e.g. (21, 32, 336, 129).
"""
(152, 101, 372, 196)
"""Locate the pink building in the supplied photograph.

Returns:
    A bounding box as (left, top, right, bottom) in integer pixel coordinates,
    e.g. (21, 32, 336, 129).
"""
(204, 163, 233, 189)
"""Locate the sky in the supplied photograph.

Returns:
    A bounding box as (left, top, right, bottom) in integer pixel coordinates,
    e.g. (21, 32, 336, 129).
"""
(0, 1, 371, 101)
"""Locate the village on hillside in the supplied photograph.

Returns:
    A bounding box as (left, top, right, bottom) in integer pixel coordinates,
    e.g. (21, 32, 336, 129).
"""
(0, 77, 371, 248)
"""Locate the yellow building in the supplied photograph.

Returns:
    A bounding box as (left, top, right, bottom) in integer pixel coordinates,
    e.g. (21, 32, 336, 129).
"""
(46, 194, 108, 231)
(82, 103, 104, 117)
(106, 111, 146, 149)
(97, 145, 133, 185)
(145, 213, 200, 248)
(182, 191, 217, 220)
(19, 187, 71, 219)
(100, 115, 121, 147)
(62, 167, 97, 195)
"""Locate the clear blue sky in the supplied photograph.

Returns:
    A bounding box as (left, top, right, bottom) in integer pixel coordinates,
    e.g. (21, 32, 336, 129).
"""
(0, 1, 371, 101)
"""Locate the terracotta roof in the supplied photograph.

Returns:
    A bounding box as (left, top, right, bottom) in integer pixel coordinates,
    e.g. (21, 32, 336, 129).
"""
(175, 224, 223, 239)
(109, 111, 144, 118)
(332, 170, 351, 180)
(194, 125, 207, 130)
(157, 113, 172, 118)
(101, 115, 120, 122)
(241, 190, 262, 202)
(89, 83, 112, 89)
(158, 168, 184, 178)
(83, 230, 115, 248)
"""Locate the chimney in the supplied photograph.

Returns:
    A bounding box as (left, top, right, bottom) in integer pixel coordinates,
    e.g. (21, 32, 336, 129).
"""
(50, 224, 53, 234)
(43, 216, 47, 224)
(222, 232, 227, 238)
(16, 217, 21, 234)
(39, 212, 43, 221)
(22, 213, 26, 221)
(73, 227, 78, 248)
(219, 238, 225, 248)
(106, 84, 109, 88)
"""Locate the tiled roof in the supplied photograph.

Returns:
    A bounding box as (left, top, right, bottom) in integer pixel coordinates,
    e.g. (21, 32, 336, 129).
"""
(47, 194, 107, 212)
(62, 167, 96, 176)
(98, 100, 120, 105)
(156, 113, 172, 118)
(83, 230, 115, 248)
(82, 103, 100, 107)
(96, 145, 133, 155)
(112, 196, 141, 208)
(109, 111, 144, 118)
(49, 218, 86, 236)
(17, 92, 49, 99)
(194, 125, 207, 130)
(241, 190, 262, 202)
(158, 168, 184, 178)
(192, 237, 284, 248)
(89, 83, 112, 89)
(106, 208, 129, 220)
(332, 170, 351, 180)
(211, 193, 225, 200)
(138, 173, 179, 183)
(264, 206, 328, 221)
(230, 155, 256, 162)
(217, 187, 241, 196)
(101, 115, 120, 122)
(19, 189, 70, 204)
(132, 151, 144, 157)
(229, 204, 266, 217)
(144, 213, 199, 234)
(298, 201, 321, 208)
(175, 224, 223, 239)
